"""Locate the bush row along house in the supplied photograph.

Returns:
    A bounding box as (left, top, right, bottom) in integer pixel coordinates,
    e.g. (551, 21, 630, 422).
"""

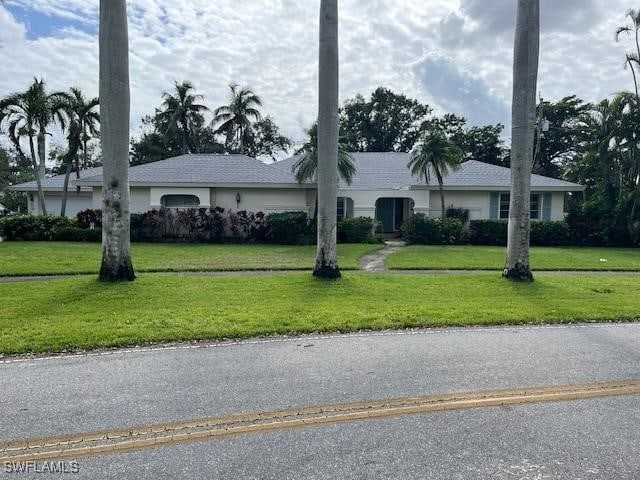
(12, 153, 584, 233)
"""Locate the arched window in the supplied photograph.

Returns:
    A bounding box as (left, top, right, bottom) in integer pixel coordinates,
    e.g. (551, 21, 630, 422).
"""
(337, 197, 354, 220)
(161, 195, 200, 208)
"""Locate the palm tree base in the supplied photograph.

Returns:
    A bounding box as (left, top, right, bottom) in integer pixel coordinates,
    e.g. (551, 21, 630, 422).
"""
(313, 264, 342, 279)
(502, 264, 534, 282)
(99, 260, 136, 282)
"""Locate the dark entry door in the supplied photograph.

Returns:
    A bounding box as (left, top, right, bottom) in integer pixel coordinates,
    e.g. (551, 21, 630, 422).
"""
(376, 199, 395, 233)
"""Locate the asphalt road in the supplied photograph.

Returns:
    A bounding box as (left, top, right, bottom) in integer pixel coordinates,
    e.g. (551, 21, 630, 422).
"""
(1, 322, 639, 478)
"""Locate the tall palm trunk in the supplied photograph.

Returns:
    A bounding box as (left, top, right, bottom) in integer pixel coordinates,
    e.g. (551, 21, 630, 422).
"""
(82, 122, 88, 174)
(314, 0, 341, 279)
(504, 0, 539, 282)
(36, 129, 47, 180)
(60, 162, 72, 217)
(99, 0, 135, 282)
(28, 134, 47, 215)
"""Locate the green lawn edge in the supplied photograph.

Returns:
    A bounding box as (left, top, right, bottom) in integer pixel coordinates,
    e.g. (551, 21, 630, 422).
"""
(2, 273, 639, 356)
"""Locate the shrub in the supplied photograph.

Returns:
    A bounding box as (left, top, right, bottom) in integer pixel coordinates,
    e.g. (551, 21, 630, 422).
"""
(400, 214, 463, 245)
(467, 220, 507, 246)
(76, 209, 102, 229)
(338, 217, 379, 243)
(0, 215, 77, 241)
(446, 207, 470, 226)
(530, 221, 570, 246)
(265, 212, 311, 245)
(467, 220, 571, 246)
(53, 227, 101, 242)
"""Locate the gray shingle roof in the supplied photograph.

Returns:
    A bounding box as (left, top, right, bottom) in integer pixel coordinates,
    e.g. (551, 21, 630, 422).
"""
(274, 153, 584, 191)
(10, 167, 103, 191)
(76, 154, 298, 186)
(12, 152, 584, 192)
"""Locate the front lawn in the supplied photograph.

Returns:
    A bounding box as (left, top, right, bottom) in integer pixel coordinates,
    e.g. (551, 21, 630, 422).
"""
(0, 242, 383, 276)
(1, 273, 639, 355)
(386, 246, 640, 271)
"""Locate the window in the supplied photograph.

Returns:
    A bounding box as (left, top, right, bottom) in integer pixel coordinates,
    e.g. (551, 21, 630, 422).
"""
(499, 193, 510, 219)
(161, 195, 200, 208)
(530, 194, 540, 220)
(337, 197, 354, 220)
(499, 193, 542, 220)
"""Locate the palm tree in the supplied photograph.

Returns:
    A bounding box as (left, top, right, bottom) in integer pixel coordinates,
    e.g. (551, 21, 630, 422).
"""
(314, 0, 341, 279)
(616, 9, 640, 101)
(292, 124, 355, 220)
(503, 0, 539, 282)
(292, 123, 355, 184)
(158, 81, 209, 155)
(98, 0, 135, 282)
(212, 83, 262, 154)
(58, 88, 100, 217)
(407, 130, 463, 219)
(0, 80, 66, 214)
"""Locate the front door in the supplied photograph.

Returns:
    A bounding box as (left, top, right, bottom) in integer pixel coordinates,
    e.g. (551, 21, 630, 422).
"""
(376, 198, 396, 233)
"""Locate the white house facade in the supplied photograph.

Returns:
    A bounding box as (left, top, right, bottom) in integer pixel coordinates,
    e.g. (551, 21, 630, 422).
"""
(13, 153, 584, 233)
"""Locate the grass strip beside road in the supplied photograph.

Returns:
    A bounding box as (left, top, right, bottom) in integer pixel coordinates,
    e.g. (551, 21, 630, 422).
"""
(0, 242, 383, 276)
(1, 273, 639, 355)
(387, 246, 640, 271)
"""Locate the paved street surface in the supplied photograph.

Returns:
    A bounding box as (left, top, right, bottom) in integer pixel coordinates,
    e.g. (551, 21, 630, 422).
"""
(1, 323, 639, 479)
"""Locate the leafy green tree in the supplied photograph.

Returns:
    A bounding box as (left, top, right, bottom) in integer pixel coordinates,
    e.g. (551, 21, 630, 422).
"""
(243, 117, 292, 160)
(292, 123, 355, 185)
(615, 9, 640, 99)
(408, 129, 463, 219)
(340, 87, 431, 152)
(57, 87, 100, 216)
(212, 84, 263, 154)
(158, 81, 209, 154)
(0, 79, 67, 214)
(534, 95, 589, 177)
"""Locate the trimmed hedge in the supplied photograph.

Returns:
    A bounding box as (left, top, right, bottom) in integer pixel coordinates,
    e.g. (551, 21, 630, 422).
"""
(400, 214, 463, 245)
(467, 220, 508, 246)
(338, 217, 379, 244)
(0, 215, 77, 241)
(76, 209, 102, 229)
(53, 227, 101, 242)
(466, 220, 570, 246)
(265, 212, 311, 245)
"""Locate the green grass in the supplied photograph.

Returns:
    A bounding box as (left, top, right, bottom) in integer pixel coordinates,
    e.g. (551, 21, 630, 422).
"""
(0, 242, 383, 276)
(1, 273, 639, 355)
(387, 246, 640, 271)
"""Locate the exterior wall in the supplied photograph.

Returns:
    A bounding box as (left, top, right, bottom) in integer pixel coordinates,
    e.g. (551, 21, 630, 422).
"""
(437, 190, 567, 221)
(340, 189, 429, 219)
(30, 192, 93, 217)
(213, 188, 309, 213)
(429, 191, 490, 219)
(149, 187, 211, 209)
(550, 192, 565, 220)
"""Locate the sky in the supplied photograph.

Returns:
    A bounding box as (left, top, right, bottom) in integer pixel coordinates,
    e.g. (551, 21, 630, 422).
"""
(0, 0, 637, 151)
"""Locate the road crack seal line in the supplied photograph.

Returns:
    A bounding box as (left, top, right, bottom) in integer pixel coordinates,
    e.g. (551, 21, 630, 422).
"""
(1, 380, 639, 463)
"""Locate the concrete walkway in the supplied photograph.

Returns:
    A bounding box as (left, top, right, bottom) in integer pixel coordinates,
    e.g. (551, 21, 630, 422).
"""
(358, 240, 406, 272)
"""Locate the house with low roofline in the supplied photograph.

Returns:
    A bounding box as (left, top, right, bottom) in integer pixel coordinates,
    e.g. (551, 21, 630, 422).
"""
(12, 153, 584, 233)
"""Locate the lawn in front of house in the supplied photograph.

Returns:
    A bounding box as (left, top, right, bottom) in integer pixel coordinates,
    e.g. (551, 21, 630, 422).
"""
(1, 273, 639, 355)
(386, 245, 640, 271)
(0, 242, 384, 276)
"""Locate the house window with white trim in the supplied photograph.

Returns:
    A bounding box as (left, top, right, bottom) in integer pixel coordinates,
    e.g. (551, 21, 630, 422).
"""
(499, 193, 542, 220)
(337, 197, 354, 220)
(161, 195, 200, 208)
(499, 193, 510, 219)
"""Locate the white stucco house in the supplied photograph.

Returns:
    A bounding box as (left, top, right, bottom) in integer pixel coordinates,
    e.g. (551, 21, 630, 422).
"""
(12, 153, 584, 233)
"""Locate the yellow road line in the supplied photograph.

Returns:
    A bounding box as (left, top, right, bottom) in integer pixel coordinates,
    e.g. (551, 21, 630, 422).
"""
(2, 380, 639, 463)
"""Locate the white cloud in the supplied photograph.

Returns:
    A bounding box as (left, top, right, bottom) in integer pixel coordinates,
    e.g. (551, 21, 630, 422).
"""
(0, 0, 638, 153)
